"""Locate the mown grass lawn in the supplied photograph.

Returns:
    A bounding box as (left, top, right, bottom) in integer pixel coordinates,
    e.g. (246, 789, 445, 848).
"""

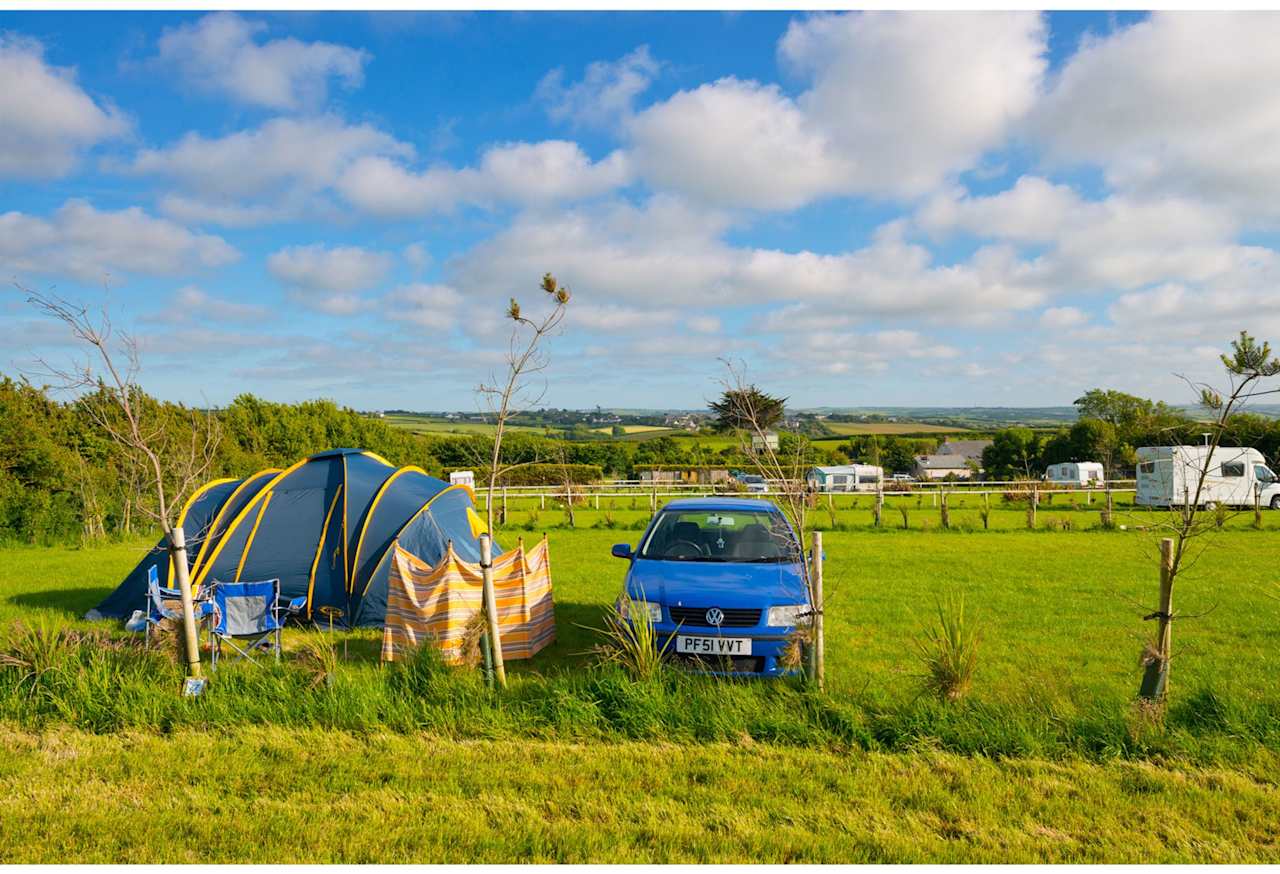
(2, 725, 1279, 863)
(4, 520, 1280, 861)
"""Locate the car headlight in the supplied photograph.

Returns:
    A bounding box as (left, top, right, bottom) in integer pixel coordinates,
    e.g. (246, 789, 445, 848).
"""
(767, 604, 809, 627)
(619, 599, 663, 623)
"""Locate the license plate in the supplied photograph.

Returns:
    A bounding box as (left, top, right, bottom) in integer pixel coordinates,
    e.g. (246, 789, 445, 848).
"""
(676, 635, 752, 656)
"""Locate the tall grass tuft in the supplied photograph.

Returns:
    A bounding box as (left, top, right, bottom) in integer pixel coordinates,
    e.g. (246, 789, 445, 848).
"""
(0, 620, 80, 691)
(587, 595, 674, 682)
(294, 634, 340, 689)
(898, 506, 910, 530)
(914, 593, 980, 702)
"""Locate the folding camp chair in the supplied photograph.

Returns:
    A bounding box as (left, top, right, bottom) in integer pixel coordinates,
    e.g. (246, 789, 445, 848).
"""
(207, 579, 307, 668)
(142, 564, 214, 649)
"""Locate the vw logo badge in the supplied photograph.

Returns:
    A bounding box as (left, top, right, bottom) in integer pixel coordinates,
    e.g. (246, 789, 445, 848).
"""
(705, 607, 724, 626)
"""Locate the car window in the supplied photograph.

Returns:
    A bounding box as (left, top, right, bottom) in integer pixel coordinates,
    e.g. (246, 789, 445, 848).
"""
(638, 509, 798, 563)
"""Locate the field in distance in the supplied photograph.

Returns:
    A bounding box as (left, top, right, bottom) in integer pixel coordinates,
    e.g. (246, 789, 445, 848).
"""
(383, 414, 544, 436)
(820, 421, 970, 436)
(590, 425, 671, 435)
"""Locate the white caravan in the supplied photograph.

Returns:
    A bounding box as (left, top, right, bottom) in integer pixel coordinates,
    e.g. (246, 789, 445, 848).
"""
(1135, 446, 1280, 509)
(1045, 462, 1105, 486)
(807, 464, 884, 493)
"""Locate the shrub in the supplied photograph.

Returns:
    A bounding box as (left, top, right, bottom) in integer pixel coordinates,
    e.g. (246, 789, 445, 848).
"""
(496, 464, 603, 486)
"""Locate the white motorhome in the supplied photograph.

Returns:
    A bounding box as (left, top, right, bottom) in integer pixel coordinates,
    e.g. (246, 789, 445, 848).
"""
(807, 464, 884, 493)
(1045, 462, 1105, 486)
(1135, 446, 1280, 509)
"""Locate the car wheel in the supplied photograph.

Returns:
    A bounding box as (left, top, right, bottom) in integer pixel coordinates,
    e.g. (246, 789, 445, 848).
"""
(1202, 501, 1217, 511)
(1271, 495, 1280, 510)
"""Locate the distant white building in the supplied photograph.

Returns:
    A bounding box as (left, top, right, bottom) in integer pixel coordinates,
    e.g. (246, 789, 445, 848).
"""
(449, 470, 476, 489)
(914, 454, 975, 481)
(752, 431, 780, 452)
(936, 439, 992, 463)
(807, 464, 884, 492)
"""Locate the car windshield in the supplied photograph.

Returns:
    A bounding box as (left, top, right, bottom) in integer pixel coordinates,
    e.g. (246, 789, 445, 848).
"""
(638, 508, 798, 563)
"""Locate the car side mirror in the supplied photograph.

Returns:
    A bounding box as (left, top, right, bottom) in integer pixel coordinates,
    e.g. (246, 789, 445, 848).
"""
(611, 543, 633, 559)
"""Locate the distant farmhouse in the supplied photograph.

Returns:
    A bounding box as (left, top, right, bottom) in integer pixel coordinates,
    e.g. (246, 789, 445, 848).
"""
(664, 413, 701, 431)
(913, 438, 993, 481)
(752, 430, 780, 452)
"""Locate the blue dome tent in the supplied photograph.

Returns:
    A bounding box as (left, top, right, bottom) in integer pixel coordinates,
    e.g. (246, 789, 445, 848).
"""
(88, 449, 489, 627)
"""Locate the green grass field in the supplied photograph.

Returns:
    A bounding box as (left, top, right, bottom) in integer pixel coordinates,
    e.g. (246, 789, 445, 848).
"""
(3, 725, 1278, 862)
(4, 516, 1280, 860)
(819, 421, 972, 435)
(383, 414, 547, 436)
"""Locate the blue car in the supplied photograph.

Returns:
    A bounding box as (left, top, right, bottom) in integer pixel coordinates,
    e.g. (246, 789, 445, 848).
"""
(610, 497, 811, 677)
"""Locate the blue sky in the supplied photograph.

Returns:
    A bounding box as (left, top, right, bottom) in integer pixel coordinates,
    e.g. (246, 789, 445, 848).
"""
(3, 10, 1279, 411)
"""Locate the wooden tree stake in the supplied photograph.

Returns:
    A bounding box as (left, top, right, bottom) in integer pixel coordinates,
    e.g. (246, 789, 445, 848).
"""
(810, 530, 825, 690)
(169, 525, 202, 680)
(479, 533, 506, 688)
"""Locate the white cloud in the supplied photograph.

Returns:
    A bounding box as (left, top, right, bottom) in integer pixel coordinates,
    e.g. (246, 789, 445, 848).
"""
(337, 140, 631, 218)
(569, 303, 680, 333)
(402, 243, 431, 273)
(626, 78, 849, 212)
(537, 45, 661, 129)
(623, 12, 1045, 209)
(142, 285, 271, 325)
(763, 327, 959, 377)
(1039, 306, 1088, 330)
(384, 282, 461, 330)
(1032, 13, 1280, 221)
(267, 244, 392, 314)
(155, 13, 369, 111)
(780, 12, 1046, 197)
(0, 199, 237, 281)
(0, 35, 127, 178)
(448, 197, 1046, 326)
(918, 177, 1251, 292)
(127, 115, 412, 226)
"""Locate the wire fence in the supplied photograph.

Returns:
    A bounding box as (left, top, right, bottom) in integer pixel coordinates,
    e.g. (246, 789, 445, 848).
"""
(476, 479, 1139, 508)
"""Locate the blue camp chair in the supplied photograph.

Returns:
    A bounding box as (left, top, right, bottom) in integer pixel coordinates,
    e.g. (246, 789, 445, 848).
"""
(207, 579, 307, 668)
(142, 564, 214, 649)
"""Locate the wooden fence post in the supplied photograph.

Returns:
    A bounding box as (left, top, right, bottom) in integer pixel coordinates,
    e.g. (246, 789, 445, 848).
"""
(539, 493, 545, 511)
(1102, 485, 1114, 529)
(874, 487, 883, 528)
(810, 531, 825, 690)
(650, 481, 657, 513)
(1027, 488, 1038, 529)
(479, 533, 506, 689)
(501, 486, 508, 525)
(981, 491, 990, 530)
(940, 490, 950, 529)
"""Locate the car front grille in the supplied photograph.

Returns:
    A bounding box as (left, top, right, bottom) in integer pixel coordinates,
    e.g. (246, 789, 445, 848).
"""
(668, 606, 762, 628)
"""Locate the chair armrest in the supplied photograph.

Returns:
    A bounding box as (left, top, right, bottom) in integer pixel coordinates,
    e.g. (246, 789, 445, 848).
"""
(286, 596, 308, 614)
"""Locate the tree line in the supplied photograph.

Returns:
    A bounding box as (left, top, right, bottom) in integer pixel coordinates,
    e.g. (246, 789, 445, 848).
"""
(979, 389, 1280, 480)
(0, 377, 826, 544)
